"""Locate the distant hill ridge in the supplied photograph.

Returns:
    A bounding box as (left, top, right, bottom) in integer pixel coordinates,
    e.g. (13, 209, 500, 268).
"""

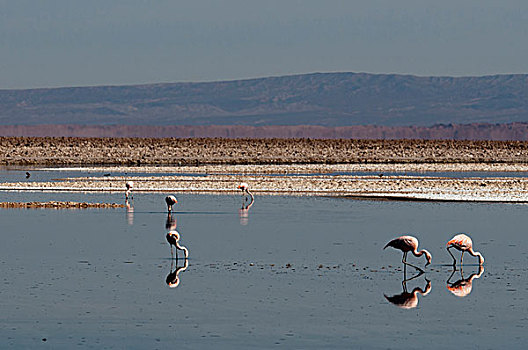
(1, 72, 528, 128)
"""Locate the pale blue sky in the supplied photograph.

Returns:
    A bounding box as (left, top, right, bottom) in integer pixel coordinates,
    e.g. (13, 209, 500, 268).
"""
(1, 0, 527, 89)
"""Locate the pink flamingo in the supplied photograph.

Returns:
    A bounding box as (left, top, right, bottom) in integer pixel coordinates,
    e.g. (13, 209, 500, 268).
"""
(165, 195, 178, 212)
(446, 233, 484, 266)
(238, 182, 254, 204)
(166, 230, 188, 259)
(384, 235, 432, 273)
(125, 181, 134, 200)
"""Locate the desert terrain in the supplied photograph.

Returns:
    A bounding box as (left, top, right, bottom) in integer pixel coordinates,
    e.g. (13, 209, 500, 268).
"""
(2, 137, 528, 166)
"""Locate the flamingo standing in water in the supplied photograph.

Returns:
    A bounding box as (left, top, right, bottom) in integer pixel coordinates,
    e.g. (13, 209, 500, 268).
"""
(384, 235, 432, 273)
(165, 195, 178, 212)
(238, 182, 254, 204)
(125, 181, 134, 201)
(166, 230, 188, 259)
(446, 233, 484, 266)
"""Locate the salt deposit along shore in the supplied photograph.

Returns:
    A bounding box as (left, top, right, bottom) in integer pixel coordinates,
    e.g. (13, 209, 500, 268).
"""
(2, 137, 528, 202)
(1, 164, 528, 202)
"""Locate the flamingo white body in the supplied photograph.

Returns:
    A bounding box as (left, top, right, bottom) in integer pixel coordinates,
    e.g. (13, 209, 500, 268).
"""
(447, 233, 484, 266)
(384, 235, 432, 272)
(166, 230, 188, 259)
(125, 181, 134, 200)
(165, 195, 178, 212)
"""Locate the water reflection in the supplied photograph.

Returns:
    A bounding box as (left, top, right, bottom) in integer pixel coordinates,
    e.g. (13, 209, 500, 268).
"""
(165, 212, 177, 230)
(166, 257, 189, 288)
(384, 271, 431, 309)
(446, 265, 484, 297)
(125, 199, 134, 226)
(238, 199, 254, 226)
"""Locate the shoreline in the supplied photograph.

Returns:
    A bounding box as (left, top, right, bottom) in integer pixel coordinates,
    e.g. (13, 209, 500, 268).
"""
(2, 137, 528, 166)
(1, 164, 528, 202)
(2, 138, 528, 202)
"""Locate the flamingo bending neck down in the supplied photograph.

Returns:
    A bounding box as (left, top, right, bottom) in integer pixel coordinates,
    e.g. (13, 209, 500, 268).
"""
(238, 183, 254, 204)
(447, 233, 484, 266)
(166, 230, 188, 259)
(165, 195, 178, 212)
(384, 235, 432, 273)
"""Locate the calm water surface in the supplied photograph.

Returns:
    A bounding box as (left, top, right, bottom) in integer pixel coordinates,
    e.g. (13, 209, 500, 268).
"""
(2, 167, 528, 183)
(0, 190, 527, 349)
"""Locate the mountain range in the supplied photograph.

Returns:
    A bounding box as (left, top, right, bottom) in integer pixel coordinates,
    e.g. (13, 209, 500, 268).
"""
(1, 72, 528, 139)
(1, 72, 528, 126)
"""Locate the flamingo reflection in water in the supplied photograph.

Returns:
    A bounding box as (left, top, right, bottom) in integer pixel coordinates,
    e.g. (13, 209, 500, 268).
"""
(238, 196, 254, 226)
(166, 230, 188, 260)
(165, 212, 177, 230)
(125, 199, 134, 226)
(166, 257, 189, 288)
(384, 271, 432, 309)
(446, 265, 484, 297)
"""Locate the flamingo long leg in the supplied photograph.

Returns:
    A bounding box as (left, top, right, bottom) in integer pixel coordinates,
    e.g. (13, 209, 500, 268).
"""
(404, 270, 424, 284)
(460, 251, 464, 265)
(446, 269, 457, 284)
(402, 251, 424, 273)
(447, 246, 457, 266)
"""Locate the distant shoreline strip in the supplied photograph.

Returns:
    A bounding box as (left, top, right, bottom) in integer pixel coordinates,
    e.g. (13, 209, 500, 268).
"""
(2, 123, 528, 140)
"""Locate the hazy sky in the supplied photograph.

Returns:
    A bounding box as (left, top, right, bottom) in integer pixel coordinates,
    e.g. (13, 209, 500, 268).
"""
(1, 0, 527, 89)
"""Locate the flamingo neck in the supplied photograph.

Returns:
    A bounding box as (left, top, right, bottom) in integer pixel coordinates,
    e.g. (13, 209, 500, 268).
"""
(468, 248, 484, 264)
(246, 189, 254, 201)
(411, 249, 425, 257)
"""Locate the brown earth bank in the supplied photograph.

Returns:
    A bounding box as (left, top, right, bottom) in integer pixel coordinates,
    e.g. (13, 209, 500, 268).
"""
(2, 137, 528, 166)
(1, 123, 528, 140)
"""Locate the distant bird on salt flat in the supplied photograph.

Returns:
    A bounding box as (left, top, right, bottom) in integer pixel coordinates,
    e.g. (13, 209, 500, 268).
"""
(125, 181, 134, 201)
(446, 233, 484, 266)
(165, 195, 178, 212)
(384, 235, 432, 273)
(238, 182, 254, 203)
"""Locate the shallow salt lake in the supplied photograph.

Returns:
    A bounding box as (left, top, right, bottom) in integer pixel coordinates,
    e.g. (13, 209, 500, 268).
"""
(0, 191, 527, 349)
